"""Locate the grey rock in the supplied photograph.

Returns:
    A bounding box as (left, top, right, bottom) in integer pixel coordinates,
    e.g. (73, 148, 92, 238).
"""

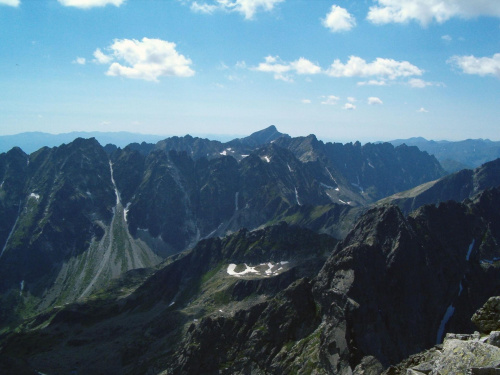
(472, 297, 500, 334)
(353, 356, 384, 375)
(432, 339, 500, 375)
(411, 361, 434, 374)
(488, 332, 500, 348)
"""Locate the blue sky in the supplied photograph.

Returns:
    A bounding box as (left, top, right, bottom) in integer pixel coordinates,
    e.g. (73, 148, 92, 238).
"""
(0, 0, 499, 142)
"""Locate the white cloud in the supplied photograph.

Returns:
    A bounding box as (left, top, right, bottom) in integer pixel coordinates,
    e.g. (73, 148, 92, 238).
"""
(235, 61, 247, 69)
(73, 57, 86, 65)
(367, 0, 500, 26)
(58, 0, 124, 8)
(448, 53, 500, 78)
(343, 103, 356, 110)
(321, 95, 340, 105)
(368, 97, 383, 105)
(290, 57, 322, 74)
(322, 5, 356, 32)
(188, 0, 284, 20)
(408, 78, 433, 88)
(327, 56, 422, 80)
(0, 0, 20, 6)
(357, 79, 387, 86)
(301, 99, 311, 104)
(190, 1, 218, 14)
(441, 35, 452, 42)
(347, 97, 356, 103)
(254, 55, 321, 81)
(93, 48, 113, 64)
(94, 38, 194, 82)
(418, 107, 429, 113)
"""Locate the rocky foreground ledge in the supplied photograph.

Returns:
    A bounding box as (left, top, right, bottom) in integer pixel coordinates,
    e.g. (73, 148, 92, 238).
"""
(385, 297, 500, 375)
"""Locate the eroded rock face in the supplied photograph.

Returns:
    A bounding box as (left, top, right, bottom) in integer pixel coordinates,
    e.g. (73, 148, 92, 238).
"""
(472, 297, 500, 334)
(384, 298, 500, 375)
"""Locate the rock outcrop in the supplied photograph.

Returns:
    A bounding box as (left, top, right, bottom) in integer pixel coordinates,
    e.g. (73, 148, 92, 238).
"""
(385, 297, 500, 375)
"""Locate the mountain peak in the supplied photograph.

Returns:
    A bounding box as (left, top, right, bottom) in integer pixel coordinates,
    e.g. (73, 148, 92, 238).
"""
(235, 125, 289, 147)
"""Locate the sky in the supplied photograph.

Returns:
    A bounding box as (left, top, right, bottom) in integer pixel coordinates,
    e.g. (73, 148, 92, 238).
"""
(0, 0, 499, 143)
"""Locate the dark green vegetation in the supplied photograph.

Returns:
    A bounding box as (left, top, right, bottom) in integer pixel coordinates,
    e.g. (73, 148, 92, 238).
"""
(1, 126, 500, 374)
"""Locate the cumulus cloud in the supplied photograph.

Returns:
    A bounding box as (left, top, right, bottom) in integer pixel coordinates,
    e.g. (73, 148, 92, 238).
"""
(326, 56, 423, 80)
(93, 48, 113, 64)
(254, 55, 321, 81)
(188, 0, 284, 20)
(73, 57, 86, 65)
(441, 35, 452, 42)
(368, 97, 383, 105)
(367, 0, 500, 26)
(301, 99, 311, 104)
(418, 107, 429, 113)
(408, 78, 433, 88)
(357, 79, 387, 86)
(321, 95, 340, 105)
(93, 38, 195, 82)
(290, 57, 322, 74)
(190, 1, 218, 14)
(58, 0, 124, 8)
(0, 0, 20, 6)
(343, 103, 356, 110)
(347, 97, 356, 103)
(448, 53, 500, 78)
(322, 5, 356, 32)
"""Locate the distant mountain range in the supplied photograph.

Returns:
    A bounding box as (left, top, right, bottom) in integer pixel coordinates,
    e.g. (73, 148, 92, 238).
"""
(388, 137, 500, 172)
(0, 131, 242, 154)
(2, 132, 500, 174)
(1, 126, 500, 374)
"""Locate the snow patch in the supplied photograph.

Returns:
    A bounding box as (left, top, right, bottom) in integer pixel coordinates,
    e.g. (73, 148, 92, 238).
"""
(295, 187, 302, 206)
(436, 304, 455, 344)
(264, 156, 271, 163)
(0, 181, 4, 188)
(287, 163, 293, 173)
(20, 280, 24, 296)
(480, 257, 500, 264)
(109, 161, 121, 205)
(29, 193, 40, 200)
(227, 263, 259, 277)
(86, 191, 92, 196)
(227, 261, 289, 278)
(335, 187, 340, 191)
(466, 239, 475, 261)
(169, 301, 175, 307)
(325, 167, 336, 183)
(265, 262, 273, 275)
(241, 155, 249, 158)
(235, 192, 239, 211)
(220, 150, 227, 156)
(124, 202, 131, 222)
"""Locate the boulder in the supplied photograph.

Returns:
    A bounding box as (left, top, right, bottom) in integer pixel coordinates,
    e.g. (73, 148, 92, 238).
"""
(472, 297, 500, 334)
